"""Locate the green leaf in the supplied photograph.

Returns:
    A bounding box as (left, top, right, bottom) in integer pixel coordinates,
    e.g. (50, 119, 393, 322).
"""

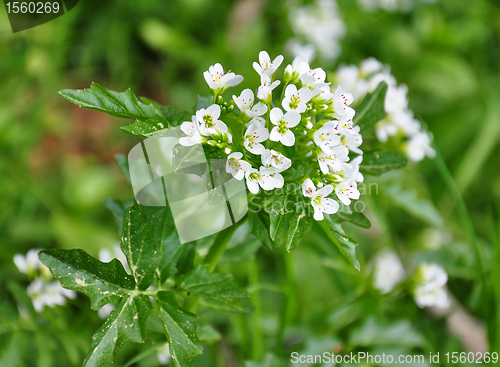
(197, 325, 222, 345)
(198, 297, 253, 316)
(121, 203, 160, 290)
(195, 95, 213, 111)
(121, 115, 177, 138)
(104, 198, 133, 235)
(330, 203, 371, 229)
(322, 217, 361, 271)
(157, 291, 203, 367)
(286, 202, 311, 252)
(83, 295, 152, 367)
(220, 239, 261, 264)
(248, 211, 284, 250)
(137, 205, 184, 282)
(360, 150, 408, 176)
(172, 143, 207, 176)
(265, 193, 295, 241)
(39, 249, 135, 310)
(180, 265, 249, 303)
(141, 98, 187, 127)
(114, 154, 131, 183)
(59, 83, 159, 120)
(353, 82, 388, 133)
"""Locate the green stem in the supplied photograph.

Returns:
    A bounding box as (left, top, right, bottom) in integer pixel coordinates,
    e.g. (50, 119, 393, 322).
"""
(205, 223, 240, 272)
(248, 261, 263, 360)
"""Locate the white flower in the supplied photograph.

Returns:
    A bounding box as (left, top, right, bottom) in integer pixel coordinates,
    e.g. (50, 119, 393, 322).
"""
(27, 279, 76, 312)
(269, 108, 301, 146)
(317, 145, 349, 174)
(302, 178, 339, 220)
(179, 116, 203, 146)
(253, 51, 284, 77)
(226, 152, 251, 180)
(232, 89, 268, 118)
(98, 303, 116, 319)
(335, 179, 360, 206)
(314, 122, 341, 154)
(286, 40, 317, 62)
(203, 63, 243, 93)
(196, 104, 228, 136)
(282, 84, 312, 114)
(342, 125, 363, 155)
(333, 86, 355, 120)
(245, 167, 278, 194)
(257, 75, 280, 104)
(405, 131, 436, 162)
(156, 342, 172, 364)
(244, 122, 269, 155)
(373, 251, 406, 294)
(262, 149, 292, 172)
(14, 248, 42, 275)
(414, 263, 450, 309)
(284, 55, 310, 80)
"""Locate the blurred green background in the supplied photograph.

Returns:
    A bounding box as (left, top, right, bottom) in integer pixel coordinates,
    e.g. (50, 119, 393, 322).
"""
(1, 0, 499, 366)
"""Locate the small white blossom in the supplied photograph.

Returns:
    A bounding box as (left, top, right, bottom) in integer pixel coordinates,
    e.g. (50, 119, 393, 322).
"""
(245, 167, 278, 194)
(244, 122, 269, 155)
(333, 86, 355, 120)
(27, 279, 76, 312)
(282, 84, 312, 114)
(302, 178, 339, 220)
(196, 104, 228, 135)
(286, 40, 316, 62)
(283, 55, 310, 81)
(14, 248, 42, 275)
(257, 75, 280, 104)
(317, 145, 349, 174)
(269, 107, 301, 146)
(414, 263, 450, 309)
(233, 89, 268, 118)
(253, 51, 284, 77)
(406, 131, 436, 162)
(179, 116, 203, 146)
(335, 179, 360, 206)
(203, 63, 243, 93)
(226, 152, 251, 181)
(373, 251, 406, 294)
(314, 122, 341, 154)
(342, 125, 363, 155)
(156, 342, 172, 364)
(262, 149, 292, 172)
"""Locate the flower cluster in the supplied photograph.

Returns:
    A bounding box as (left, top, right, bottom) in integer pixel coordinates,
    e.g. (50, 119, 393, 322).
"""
(14, 249, 76, 312)
(287, 0, 345, 64)
(372, 252, 450, 309)
(335, 57, 435, 162)
(179, 51, 365, 221)
(357, 0, 437, 12)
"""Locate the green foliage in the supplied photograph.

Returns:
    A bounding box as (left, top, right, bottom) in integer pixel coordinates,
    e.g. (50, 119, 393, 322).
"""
(322, 216, 361, 271)
(353, 82, 388, 133)
(361, 150, 408, 176)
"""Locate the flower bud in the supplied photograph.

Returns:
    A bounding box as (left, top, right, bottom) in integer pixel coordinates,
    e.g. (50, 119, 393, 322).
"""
(207, 140, 217, 147)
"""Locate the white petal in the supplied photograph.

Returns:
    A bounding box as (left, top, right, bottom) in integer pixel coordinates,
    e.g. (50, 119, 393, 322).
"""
(228, 152, 243, 160)
(313, 208, 324, 221)
(302, 178, 316, 197)
(270, 107, 283, 125)
(285, 111, 301, 128)
(269, 127, 281, 142)
(317, 185, 333, 197)
(206, 104, 221, 119)
(246, 178, 260, 194)
(322, 198, 339, 214)
(281, 130, 295, 146)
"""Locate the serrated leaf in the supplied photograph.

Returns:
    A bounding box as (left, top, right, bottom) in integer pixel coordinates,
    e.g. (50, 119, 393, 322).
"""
(141, 98, 187, 127)
(137, 205, 184, 282)
(83, 295, 152, 367)
(104, 198, 133, 235)
(197, 325, 222, 345)
(39, 249, 135, 310)
(59, 83, 159, 120)
(248, 211, 284, 250)
(330, 203, 371, 229)
(265, 193, 295, 240)
(286, 203, 311, 252)
(180, 265, 249, 303)
(322, 217, 361, 271)
(195, 95, 213, 111)
(157, 291, 202, 367)
(360, 150, 408, 176)
(172, 143, 207, 176)
(121, 203, 160, 290)
(114, 154, 131, 183)
(353, 82, 388, 133)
